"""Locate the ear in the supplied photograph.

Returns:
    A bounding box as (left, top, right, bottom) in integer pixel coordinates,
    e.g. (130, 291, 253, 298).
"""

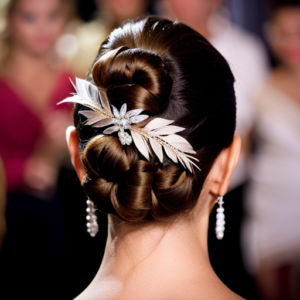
(209, 135, 241, 197)
(66, 126, 86, 186)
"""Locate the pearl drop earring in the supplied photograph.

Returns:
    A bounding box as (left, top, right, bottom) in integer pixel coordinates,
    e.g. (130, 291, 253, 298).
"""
(86, 199, 98, 237)
(215, 196, 225, 240)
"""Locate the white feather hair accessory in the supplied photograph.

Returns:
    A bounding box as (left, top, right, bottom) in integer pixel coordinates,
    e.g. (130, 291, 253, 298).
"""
(58, 78, 200, 172)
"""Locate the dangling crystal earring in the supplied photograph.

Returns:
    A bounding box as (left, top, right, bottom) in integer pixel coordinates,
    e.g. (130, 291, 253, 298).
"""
(86, 199, 98, 237)
(215, 196, 225, 240)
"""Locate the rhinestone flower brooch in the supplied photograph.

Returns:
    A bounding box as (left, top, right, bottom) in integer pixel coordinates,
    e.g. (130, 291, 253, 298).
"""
(58, 78, 200, 173)
(104, 103, 148, 146)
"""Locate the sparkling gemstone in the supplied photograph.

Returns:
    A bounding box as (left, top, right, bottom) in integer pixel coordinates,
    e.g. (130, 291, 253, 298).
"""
(216, 226, 222, 232)
(125, 108, 143, 118)
(124, 132, 132, 145)
(120, 103, 127, 118)
(216, 213, 225, 220)
(120, 118, 128, 127)
(216, 220, 225, 226)
(217, 207, 224, 213)
(216, 232, 224, 239)
(130, 114, 149, 123)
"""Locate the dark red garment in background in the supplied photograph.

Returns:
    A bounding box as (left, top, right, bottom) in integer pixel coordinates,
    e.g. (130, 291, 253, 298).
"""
(0, 71, 73, 192)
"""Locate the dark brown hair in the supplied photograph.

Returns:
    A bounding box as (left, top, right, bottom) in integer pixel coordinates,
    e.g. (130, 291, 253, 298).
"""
(74, 16, 236, 222)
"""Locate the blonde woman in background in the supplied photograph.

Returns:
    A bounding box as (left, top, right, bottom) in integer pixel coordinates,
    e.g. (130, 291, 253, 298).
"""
(243, 1, 300, 300)
(0, 0, 74, 299)
(0, 0, 74, 195)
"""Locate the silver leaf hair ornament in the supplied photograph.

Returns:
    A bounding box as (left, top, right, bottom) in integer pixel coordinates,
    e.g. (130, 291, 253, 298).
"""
(58, 78, 200, 172)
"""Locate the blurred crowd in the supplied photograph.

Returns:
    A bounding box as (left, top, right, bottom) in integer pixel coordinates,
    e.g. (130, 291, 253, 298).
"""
(0, 0, 299, 299)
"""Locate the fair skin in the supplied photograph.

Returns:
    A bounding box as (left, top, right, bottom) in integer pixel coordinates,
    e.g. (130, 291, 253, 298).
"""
(1, 0, 71, 195)
(162, 0, 222, 39)
(97, 0, 149, 28)
(66, 126, 243, 300)
(254, 7, 300, 300)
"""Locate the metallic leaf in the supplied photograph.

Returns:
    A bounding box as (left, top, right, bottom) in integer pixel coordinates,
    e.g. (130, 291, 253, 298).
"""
(130, 114, 149, 123)
(86, 115, 107, 125)
(164, 146, 178, 163)
(58, 95, 100, 111)
(111, 105, 120, 118)
(131, 130, 150, 160)
(180, 154, 192, 172)
(103, 126, 120, 134)
(79, 110, 100, 119)
(92, 118, 114, 128)
(144, 118, 174, 130)
(125, 109, 143, 118)
(150, 138, 163, 163)
(120, 103, 127, 118)
(155, 126, 185, 135)
(99, 89, 112, 115)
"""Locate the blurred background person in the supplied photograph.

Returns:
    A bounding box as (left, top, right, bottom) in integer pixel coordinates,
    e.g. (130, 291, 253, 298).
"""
(0, 0, 74, 299)
(62, 0, 150, 77)
(159, 0, 269, 298)
(0, 156, 7, 251)
(242, 1, 300, 300)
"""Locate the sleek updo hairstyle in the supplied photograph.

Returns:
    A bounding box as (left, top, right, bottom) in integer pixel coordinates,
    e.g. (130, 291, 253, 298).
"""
(73, 16, 236, 222)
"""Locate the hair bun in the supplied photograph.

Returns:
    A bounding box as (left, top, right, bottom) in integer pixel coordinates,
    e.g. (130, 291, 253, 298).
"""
(82, 135, 158, 221)
(91, 46, 173, 114)
(81, 134, 195, 222)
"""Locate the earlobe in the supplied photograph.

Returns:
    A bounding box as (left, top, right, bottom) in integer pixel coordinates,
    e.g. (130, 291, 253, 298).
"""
(66, 126, 86, 186)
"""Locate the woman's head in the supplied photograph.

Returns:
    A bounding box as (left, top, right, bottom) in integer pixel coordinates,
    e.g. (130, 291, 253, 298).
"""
(69, 16, 238, 223)
(163, 0, 222, 30)
(267, 0, 300, 67)
(97, 0, 149, 27)
(1, 0, 72, 59)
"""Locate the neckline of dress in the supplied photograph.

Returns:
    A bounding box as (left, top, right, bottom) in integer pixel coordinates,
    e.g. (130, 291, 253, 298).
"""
(0, 69, 66, 120)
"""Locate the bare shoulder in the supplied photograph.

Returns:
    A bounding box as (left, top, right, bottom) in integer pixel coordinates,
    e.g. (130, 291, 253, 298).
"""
(74, 278, 123, 300)
(175, 281, 246, 300)
(73, 271, 246, 300)
(120, 275, 246, 300)
(74, 284, 246, 300)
